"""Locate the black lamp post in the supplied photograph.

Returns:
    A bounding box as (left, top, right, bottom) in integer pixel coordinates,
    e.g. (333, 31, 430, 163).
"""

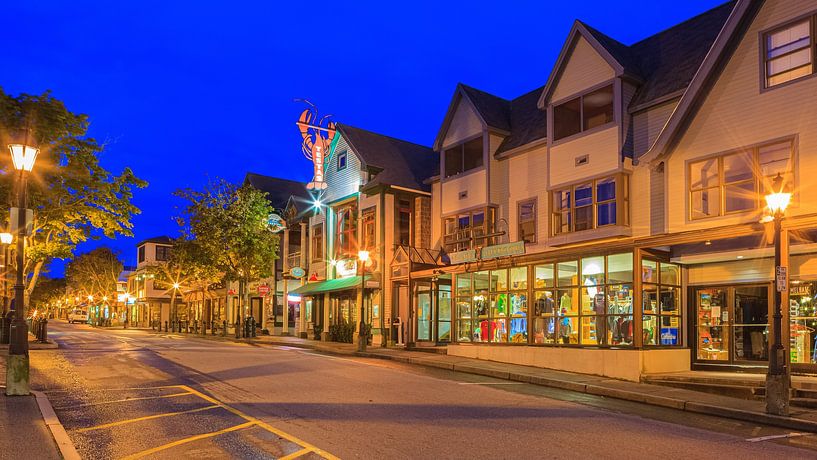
(358, 250, 369, 352)
(0, 232, 12, 345)
(765, 173, 792, 416)
(6, 141, 39, 396)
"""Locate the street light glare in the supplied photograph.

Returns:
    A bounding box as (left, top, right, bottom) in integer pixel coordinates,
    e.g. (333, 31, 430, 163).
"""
(173, 282, 180, 289)
(358, 250, 370, 263)
(766, 183, 792, 215)
(0, 233, 12, 245)
(312, 198, 322, 209)
(8, 144, 39, 172)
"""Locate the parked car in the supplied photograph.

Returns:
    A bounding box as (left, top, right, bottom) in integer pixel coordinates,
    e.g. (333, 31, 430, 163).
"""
(68, 309, 89, 324)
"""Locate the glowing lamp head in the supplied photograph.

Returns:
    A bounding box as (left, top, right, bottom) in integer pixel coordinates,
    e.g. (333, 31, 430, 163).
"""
(88, 295, 94, 301)
(358, 250, 370, 263)
(312, 198, 323, 209)
(0, 233, 12, 245)
(8, 144, 39, 172)
(102, 296, 108, 302)
(173, 282, 180, 289)
(765, 173, 792, 215)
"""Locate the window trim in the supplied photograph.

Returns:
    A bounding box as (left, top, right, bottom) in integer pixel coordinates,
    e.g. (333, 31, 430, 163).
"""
(760, 13, 817, 91)
(337, 150, 347, 171)
(361, 206, 377, 251)
(517, 197, 538, 244)
(686, 137, 796, 221)
(311, 223, 324, 262)
(155, 245, 171, 262)
(550, 174, 629, 236)
(442, 206, 497, 253)
(334, 202, 358, 258)
(550, 81, 617, 144)
(441, 134, 485, 180)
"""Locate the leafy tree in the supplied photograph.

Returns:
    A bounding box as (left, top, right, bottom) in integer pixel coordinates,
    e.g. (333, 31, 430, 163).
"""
(0, 89, 147, 295)
(64, 247, 123, 299)
(174, 179, 279, 316)
(29, 276, 67, 311)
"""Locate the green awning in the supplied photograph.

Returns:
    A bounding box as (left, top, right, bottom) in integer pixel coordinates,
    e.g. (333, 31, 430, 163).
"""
(290, 276, 362, 296)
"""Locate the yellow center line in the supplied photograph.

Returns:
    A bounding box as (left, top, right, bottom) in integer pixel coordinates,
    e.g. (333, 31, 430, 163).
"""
(75, 404, 221, 433)
(120, 420, 257, 460)
(178, 385, 339, 460)
(279, 447, 313, 460)
(53, 392, 193, 410)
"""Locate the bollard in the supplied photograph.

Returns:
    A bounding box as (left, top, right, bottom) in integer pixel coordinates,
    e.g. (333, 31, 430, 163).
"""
(234, 320, 240, 339)
(164, 320, 168, 333)
(251, 317, 257, 338)
(222, 320, 227, 337)
(193, 320, 198, 335)
(39, 318, 48, 343)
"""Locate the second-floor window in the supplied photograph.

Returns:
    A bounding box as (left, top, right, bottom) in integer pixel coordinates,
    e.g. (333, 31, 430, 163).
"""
(689, 139, 793, 220)
(764, 17, 814, 88)
(443, 207, 495, 253)
(361, 207, 376, 250)
(552, 175, 628, 235)
(311, 223, 324, 262)
(518, 199, 537, 244)
(444, 137, 483, 178)
(397, 198, 411, 246)
(155, 245, 171, 262)
(138, 246, 146, 263)
(335, 203, 358, 257)
(337, 151, 347, 171)
(553, 84, 614, 141)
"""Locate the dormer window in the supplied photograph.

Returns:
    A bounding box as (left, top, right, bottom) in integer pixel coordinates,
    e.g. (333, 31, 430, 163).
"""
(553, 84, 614, 141)
(444, 137, 483, 178)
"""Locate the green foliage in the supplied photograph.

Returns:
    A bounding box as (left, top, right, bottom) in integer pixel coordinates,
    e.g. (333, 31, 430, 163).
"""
(29, 276, 66, 307)
(174, 179, 280, 289)
(329, 320, 356, 343)
(65, 247, 123, 297)
(0, 89, 147, 293)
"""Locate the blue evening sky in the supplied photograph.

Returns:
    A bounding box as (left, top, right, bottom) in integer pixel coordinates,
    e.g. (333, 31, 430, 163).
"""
(3, 0, 723, 274)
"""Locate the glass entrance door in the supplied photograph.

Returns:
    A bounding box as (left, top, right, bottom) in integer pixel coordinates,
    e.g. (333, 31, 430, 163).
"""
(437, 276, 452, 343)
(733, 286, 769, 362)
(695, 285, 769, 365)
(416, 283, 433, 341)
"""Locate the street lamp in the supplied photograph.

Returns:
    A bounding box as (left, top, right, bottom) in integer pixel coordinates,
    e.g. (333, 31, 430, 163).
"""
(0, 232, 12, 345)
(358, 250, 370, 352)
(6, 141, 39, 396)
(171, 282, 180, 332)
(765, 172, 792, 416)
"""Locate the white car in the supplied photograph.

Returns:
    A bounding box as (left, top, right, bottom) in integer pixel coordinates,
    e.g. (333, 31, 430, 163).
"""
(68, 309, 89, 324)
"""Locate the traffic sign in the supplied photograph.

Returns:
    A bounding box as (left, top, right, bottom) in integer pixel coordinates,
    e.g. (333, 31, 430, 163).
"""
(257, 284, 270, 295)
(776, 266, 788, 292)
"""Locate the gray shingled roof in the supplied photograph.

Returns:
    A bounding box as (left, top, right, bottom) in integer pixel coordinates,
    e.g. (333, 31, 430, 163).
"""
(337, 124, 438, 192)
(137, 236, 173, 246)
(244, 173, 309, 210)
(582, 1, 736, 108)
(460, 85, 512, 132)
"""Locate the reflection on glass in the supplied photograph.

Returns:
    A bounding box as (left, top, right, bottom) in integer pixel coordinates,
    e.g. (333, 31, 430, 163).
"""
(534, 264, 554, 289)
(660, 263, 680, 285)
(491, 269, 507, 292)
(582, 256, 605, 285)
(558, 261, 578, 286)
(510, 267, 527, 290)
(642, 259, 658, 283)
(607, 253, 633, 284)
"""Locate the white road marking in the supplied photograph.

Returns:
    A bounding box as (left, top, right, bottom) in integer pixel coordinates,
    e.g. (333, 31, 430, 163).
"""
(746, 432, 812, 442)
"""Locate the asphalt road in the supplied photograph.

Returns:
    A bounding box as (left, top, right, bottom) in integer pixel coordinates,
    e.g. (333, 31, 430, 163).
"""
(27, 321, 817, 459)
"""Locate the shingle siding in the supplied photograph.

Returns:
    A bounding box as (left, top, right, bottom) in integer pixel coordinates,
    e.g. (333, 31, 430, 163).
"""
(551, 36, 616, 103)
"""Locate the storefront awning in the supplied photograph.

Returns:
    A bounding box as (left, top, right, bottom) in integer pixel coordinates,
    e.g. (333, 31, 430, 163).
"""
(290, 276, 363, 296)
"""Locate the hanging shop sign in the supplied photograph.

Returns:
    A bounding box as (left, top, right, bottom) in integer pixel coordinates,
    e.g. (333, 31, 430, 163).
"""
(336, 259, 358, 278)
(296, 100, 339, 190)
(290, 267, 306, 279)
(267, 213, 286, 233)
(481, 241, 526, 260)
(449, 249, 477, 265)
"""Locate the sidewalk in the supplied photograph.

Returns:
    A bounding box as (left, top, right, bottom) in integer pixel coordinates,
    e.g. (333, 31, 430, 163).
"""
(166, 330, 817, 433)
(0, 357, 67, 460)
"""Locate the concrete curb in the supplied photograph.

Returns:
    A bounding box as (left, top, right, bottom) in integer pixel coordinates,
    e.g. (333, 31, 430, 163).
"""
(32, 390, 81, 460)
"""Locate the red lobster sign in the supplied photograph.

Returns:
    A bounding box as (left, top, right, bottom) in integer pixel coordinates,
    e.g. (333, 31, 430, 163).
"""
(296, 100, 337, 190)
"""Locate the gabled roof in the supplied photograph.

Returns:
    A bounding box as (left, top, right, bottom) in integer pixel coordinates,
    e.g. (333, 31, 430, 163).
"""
(337, 123, 438, 193)
(434, 83, 548, 156)
(244, 173, 309, 210)
(137, 236, 173, 247)
(496, 85, 548, 155)
(538, 1, 737, 110)
(459, 85, 512, 133)
(640, 0, 760, 163)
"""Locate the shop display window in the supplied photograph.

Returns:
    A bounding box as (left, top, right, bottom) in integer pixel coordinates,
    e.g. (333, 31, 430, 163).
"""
(643, 260, 682, 347)
(790, 281, 817, 365)
(534, 264, 554, 289)
(695, 288, 728, 359)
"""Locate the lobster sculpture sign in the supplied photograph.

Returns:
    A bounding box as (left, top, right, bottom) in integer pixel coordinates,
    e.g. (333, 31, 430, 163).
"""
(296, 100, 338, 190)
